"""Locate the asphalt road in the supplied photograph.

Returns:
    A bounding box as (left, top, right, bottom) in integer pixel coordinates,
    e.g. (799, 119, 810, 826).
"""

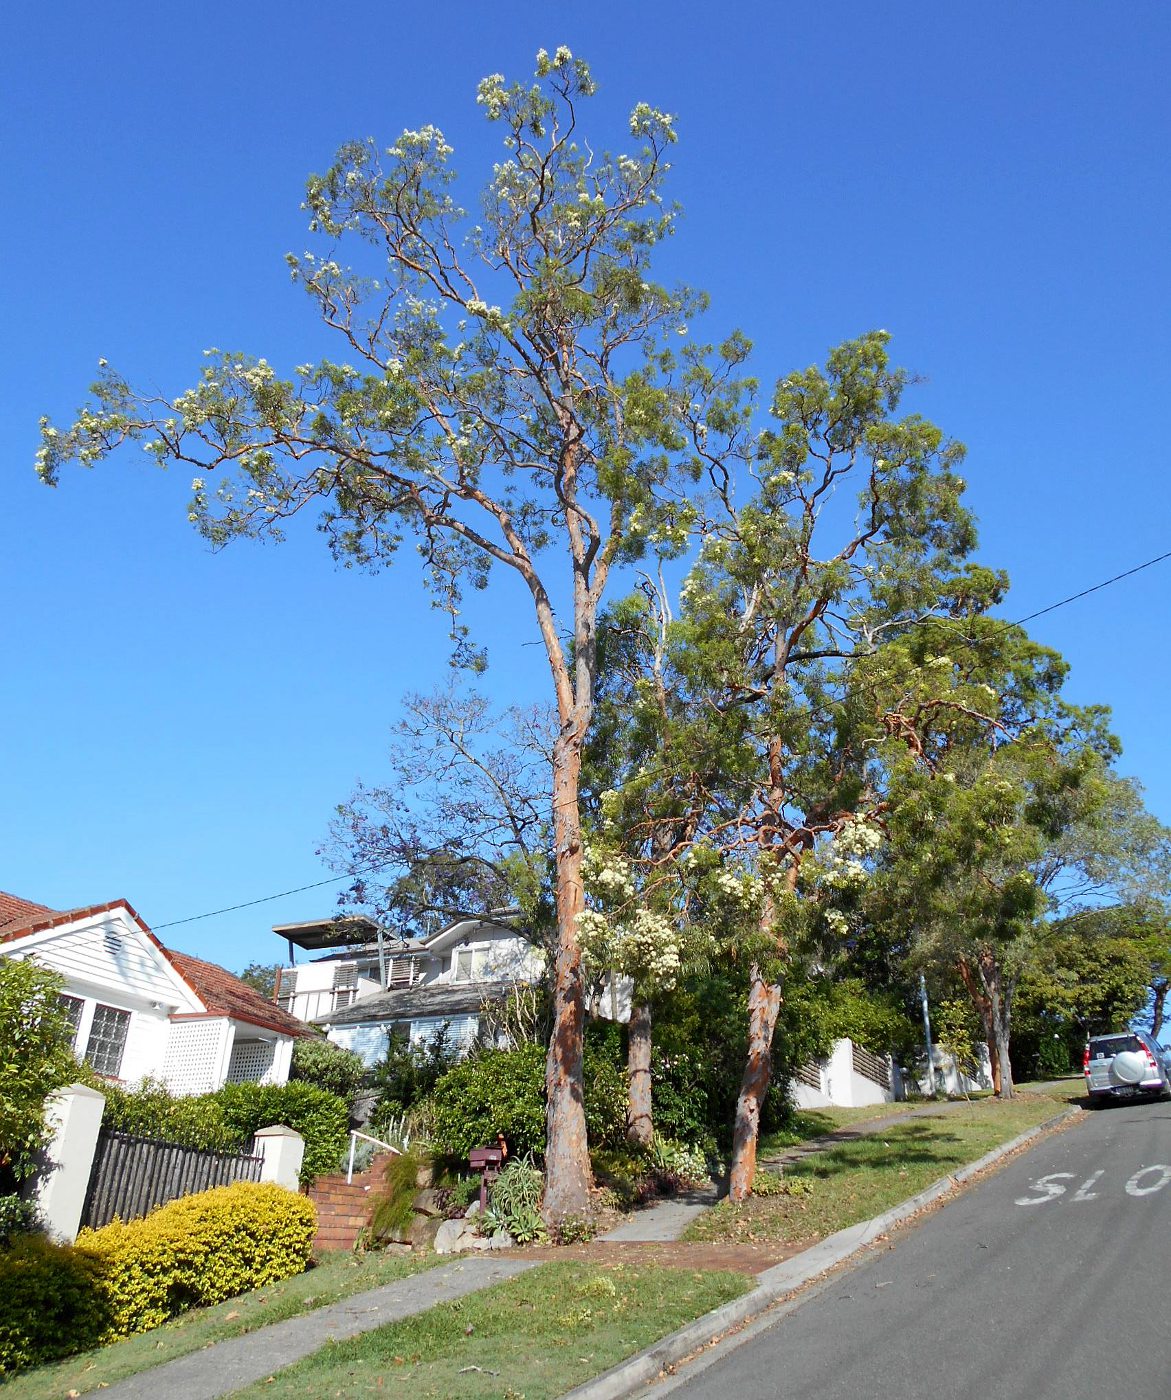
(664, 1100, 1171, 1400)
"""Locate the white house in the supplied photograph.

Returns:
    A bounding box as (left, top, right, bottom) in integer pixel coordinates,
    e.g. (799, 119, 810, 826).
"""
(271, 911, 545, 1065)
(0, 890, 310, 1094)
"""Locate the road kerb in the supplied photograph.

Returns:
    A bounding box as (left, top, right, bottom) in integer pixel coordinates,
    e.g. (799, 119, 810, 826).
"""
(563, 1105, 1080, 1400)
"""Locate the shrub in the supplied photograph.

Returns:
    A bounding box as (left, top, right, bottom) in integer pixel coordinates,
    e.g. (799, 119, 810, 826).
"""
(427, 1042, 627, 1163)
(98, 1077, 236, 1152)
(368, 1148, 426, 1243)
(0, 1233, 110, 1376)
(290, 1036, 366, 1106)
(76, 1182, 316, 1338)
(368, 1025, 459, 1124)
(0, 959, 79, 1178)
(214, 1082, 350, 1184)
(0, 1193, 42, 1244)
(484, 1158, 547, 1244)
(94, 1078, 351, 1185)
(0, 1182, 314, 1376)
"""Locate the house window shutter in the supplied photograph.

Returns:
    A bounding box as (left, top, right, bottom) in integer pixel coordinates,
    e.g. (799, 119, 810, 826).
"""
(333, 963, 358, 1009)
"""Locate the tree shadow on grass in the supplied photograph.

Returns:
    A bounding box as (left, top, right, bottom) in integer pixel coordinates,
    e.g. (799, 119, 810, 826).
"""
(791, 1121, 967, 1182)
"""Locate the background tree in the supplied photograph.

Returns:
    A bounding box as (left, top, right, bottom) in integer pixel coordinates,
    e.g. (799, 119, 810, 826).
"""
(326, 687, 555, 939)
(237, 963, 283, 1000)
(871, 615, 1122, 1097)
(593, 333, 980, 1197)
(39, 51, 757, 1220)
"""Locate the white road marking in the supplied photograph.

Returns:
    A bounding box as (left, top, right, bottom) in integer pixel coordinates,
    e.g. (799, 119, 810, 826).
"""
(1071, 1171, 1105, 1201)
(1015, 1172, 1074, 1205)
(1125, 1165, 1171, 1197)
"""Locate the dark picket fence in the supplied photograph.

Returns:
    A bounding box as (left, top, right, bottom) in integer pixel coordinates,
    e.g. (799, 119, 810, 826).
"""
(81, 1129, 264, 1230)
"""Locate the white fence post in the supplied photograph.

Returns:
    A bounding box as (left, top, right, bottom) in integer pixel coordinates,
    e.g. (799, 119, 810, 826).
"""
(28, 1082, 106, 1243)
(253, 1124, 305, 1190)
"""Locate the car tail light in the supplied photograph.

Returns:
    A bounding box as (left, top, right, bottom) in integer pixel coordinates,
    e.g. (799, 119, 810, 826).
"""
(1146, 1049, 1160, 1074)
(1083, 1045, 1091, 1074)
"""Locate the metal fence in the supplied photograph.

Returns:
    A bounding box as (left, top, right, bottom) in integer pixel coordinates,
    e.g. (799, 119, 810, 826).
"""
(81, 1129, 264, 1230)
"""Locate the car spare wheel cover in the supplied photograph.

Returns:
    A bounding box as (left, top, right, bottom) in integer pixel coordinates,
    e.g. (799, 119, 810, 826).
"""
(1110, 1051, 1147, 1085)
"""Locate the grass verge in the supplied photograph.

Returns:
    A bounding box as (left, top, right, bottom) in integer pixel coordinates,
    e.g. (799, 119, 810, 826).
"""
(758, 1100, 922, 1155)
(3, 1249, 439, 1400)
(688, 1095, 1064, 1245)
(231, 1260, 749, 1400)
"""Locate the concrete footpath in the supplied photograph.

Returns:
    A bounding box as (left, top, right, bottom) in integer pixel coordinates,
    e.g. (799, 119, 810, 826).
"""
(97, 1256, 537, 1400)
(93, 1100, 1076, 1400)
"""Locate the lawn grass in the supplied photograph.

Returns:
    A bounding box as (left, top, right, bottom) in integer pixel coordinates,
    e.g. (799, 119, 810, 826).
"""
(687, 1095, 1065, 1246)
(757, 1099, 921, 1155)
(229, 1259, 748, 1400)
(3, 1249, 440, 1400)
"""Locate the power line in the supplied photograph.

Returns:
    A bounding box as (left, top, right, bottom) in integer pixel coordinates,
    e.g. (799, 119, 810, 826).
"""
(151, 544, 1171, 934)
(152, 862, 396, 931)
(1009, 548, 1171, 628)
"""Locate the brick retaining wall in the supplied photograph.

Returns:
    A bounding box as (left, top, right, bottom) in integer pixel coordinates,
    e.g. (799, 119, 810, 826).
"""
(307, 1151, 398, 1252)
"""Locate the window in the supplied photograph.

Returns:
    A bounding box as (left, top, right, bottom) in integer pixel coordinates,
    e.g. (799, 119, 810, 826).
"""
(85, 1004, 131, 1077)
(58, 994, 84, 1047)
(453, 947, 489, 982)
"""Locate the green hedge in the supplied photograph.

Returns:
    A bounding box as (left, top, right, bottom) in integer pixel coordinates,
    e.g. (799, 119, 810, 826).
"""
(427, 1042, 627, 1161)
(215, 1082, 350, 1184)
(0, 1182, 316, 1377)
(97, 1078, 350, 1185)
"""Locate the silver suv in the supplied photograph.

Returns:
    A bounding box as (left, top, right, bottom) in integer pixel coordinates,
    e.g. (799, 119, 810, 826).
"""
(1083, 1030, 1171, 1106)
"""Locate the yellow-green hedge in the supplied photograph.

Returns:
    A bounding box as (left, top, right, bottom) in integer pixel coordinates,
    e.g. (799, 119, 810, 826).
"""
(0, 1182, 316, 1376)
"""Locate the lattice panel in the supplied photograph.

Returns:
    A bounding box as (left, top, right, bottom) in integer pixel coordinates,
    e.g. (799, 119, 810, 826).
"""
(226, 1039, 277, 1084)
(163, 1021, 226, 1096)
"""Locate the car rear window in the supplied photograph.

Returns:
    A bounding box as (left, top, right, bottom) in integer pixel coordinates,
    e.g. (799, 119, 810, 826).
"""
(1089, 1035, 1141, 1058)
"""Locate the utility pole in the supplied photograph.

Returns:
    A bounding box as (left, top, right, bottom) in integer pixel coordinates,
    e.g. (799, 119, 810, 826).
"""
(920, 972, 937, 1097)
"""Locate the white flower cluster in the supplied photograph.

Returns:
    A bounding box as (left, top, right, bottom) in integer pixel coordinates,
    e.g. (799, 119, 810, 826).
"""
(812, 817, 883, 890)
(711, 866, 762, 909)
(388, 125, 453, 161)
(581, 845, 636, 901)
(576, 907, 682, 988)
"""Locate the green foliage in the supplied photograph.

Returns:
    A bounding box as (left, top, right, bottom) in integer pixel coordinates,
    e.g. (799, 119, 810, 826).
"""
(484, 1158, 548, 1244)
(0, 1183, 315, 1376)
(933, 998, 986, 1081)
(237, 962, 282, 999)
(428, 1045, 547, 1161)
(98, 1077, 236, 1152)
(647, 1136, 708, 1184)
(427, 1041, 627, 1163)
(0, 1194, 42, 1244)
(784, 977, 917, 1064)
(751, 1169, 812, 1199)
(368, 1026, 459, 1129)
(0, 1232, 109, 1376)
(290, 1036, 365, 1106)
(97, 1078, 350, 1184)
(369, 1148, 427, 1243)
(215, 1082, 350, 1184)
(0, 959, 78, 1177)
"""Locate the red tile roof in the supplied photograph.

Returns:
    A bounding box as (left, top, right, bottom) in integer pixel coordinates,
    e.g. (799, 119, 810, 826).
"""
(1, 890, 310, 1040)
(163, 949, 313, 1038)
(0, 897, 158, 946)
(0, 891, 58, 937)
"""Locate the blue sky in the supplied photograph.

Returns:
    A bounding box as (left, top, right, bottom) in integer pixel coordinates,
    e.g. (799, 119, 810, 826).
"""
(4, 2, 1170, 973)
